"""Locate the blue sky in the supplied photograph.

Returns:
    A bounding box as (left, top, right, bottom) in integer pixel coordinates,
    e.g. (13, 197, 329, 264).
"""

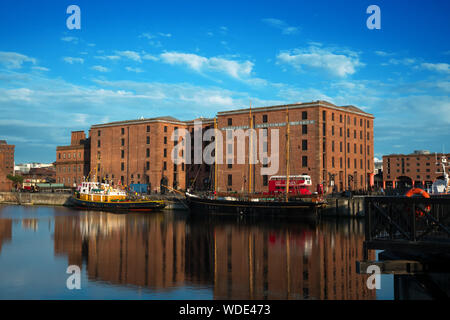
(0, 0, 449, 163)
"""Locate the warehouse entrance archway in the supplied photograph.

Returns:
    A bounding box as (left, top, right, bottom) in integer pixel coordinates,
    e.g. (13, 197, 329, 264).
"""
(397, 176, 413, 189)
(160, 176, 168, 194)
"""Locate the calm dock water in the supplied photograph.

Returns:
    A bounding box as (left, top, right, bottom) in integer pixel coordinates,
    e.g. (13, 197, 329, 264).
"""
(0, 205, 394, 299)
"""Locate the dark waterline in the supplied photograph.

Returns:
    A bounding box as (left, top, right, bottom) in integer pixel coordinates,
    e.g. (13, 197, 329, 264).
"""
(0, 205, 393, 300)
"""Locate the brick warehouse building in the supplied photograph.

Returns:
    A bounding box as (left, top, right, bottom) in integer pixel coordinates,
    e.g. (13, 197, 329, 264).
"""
(215, 101, 374, 193)
(57, 100, 374, 193)
(89, 116, 213, 192)
(0, 140, 15, 191)
(382, 151, 450, 189)
(56, 131, 90, 187)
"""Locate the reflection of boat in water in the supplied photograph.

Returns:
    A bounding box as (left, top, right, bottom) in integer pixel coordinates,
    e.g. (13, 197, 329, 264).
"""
(68, 181, 166, 212)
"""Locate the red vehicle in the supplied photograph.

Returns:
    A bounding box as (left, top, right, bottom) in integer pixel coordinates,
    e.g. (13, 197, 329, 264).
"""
(268, 175, 312, 195)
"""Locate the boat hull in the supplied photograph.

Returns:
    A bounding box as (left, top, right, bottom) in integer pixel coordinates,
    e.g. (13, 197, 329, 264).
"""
(186, 194, 324, 219)
(68, 196, 166, 212)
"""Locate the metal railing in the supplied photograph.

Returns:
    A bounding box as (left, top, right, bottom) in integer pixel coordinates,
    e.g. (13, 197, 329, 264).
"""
(364, 196, 450, 243)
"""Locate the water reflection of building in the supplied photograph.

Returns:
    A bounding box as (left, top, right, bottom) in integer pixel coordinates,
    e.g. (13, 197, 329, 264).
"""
(53, 214, 375, 299)
(210, 220, 375, 300)
(54, 213, 186, 289)
(21, 219, 39, 231)
(0, 219, 12, 254)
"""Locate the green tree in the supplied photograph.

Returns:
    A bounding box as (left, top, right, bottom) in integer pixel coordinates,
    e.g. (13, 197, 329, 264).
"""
(7, 174, 24, 190)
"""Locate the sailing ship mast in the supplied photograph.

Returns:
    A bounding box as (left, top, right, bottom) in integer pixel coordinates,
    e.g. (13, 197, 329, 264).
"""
(214, 117, 218, 198)
(285, 105, 290, 202)
(249, 101, 253, 194)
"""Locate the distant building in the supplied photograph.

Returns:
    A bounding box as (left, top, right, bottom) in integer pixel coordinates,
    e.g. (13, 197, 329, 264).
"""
(21, 166, 56, 183)
(0, 140, 15, 191)
(15, 162, 54, 174)
(55, 131, 91, 187)
(382, 151, 450, 189)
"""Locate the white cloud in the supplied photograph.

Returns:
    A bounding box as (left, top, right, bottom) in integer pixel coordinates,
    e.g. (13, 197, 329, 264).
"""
(0, 52, 36, 69)
(375, 50, 394, 57)
(125, 67, 144, 73)
(277, 46, 364, 77)
(160, 52, 253, 79)
(61, 36, 78, 43)
(91, 65, 109, 72)
(142, 54, 159, 61)
(262, 18, 300, 35)
(95, 55, 120, 61)
(32, 66, 50, 72)
(421, 62, 450, 74)
(116, 50, 142, 62)
(63, 57, 84, 64)
(387, 58, 416, 65)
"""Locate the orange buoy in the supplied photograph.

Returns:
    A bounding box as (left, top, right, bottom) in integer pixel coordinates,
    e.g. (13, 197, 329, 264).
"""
(405, 188, 431, 216)
(405, 188, 430, 198)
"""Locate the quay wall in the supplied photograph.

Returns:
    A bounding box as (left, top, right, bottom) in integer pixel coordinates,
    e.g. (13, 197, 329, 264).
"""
(322, 196, 366, 218)
(0, 192, 188, 210)
(0, 192, 71, 206)
(0, 192, 365, 215)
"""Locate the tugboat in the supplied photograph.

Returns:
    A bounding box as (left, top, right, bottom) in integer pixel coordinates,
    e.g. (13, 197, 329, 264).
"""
(68, 181, 166, 212)
(185, 105, 326, 219)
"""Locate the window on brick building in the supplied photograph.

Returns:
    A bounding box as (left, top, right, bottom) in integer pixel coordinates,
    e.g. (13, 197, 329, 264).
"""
(322, 111, 326, 121)
(164, 126, 168, 133)
(227, 118, 232, 126)
(121, 138, 125, 146)
(146, 148, 150, 157)
(228, 174, 232, 186)
(340, 127, 342, 137)
(121, 163, 124, 171)
(147, 125, 150, 133)
(302, 125, 307, 134)
(302, 156, 308, 167)
(121, 128, 125, 135)
(163, 161, 167, 170)
(98, 140, 101, 148)
(228, 164, 232, 169)
(164, 137, 167, 144)
(332, 141, 335, 152)
(146, 161, 150, 170)
(302, 140, 307, 151)
(340, 142, 343, 153)
(263, 175, 268, 186)
(98, 130, 101, 137)
(302, 111, 307, 120)
(332, 113, 335, 121)
(164, 149, 167, 157)
(121, 150, 124, 159)
(340, 114, 343, 123)
(332, 126, 335, 136)
(323, 123, 326, 136)
(340, 157, 343, 169)
(263, 114, 268, 123)
(147, 136, 150, 144)
(332, 157, 335, 168)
